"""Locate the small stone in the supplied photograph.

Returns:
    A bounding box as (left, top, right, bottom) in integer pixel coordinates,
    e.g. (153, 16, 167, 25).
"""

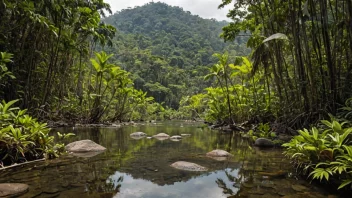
(248, 188, 266, 195)
(153, 133, 170, 138)
(130, 132, 147, 137)
(170, 135, 182, 140)
(276, 188, 295, 196)
(291, 184, 309, 192)
(170, 139, 181, 142)
(43, 188, 59, 194)
(242, 183, 254, 188)
(0, 183, 29, 197)
(130, 132, 147, 140)
(258, 170, 287, 178)
(111, 124, 121, 127)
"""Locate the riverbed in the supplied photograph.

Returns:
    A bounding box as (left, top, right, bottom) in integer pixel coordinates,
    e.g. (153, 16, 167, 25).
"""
(0, 121, 337, 197)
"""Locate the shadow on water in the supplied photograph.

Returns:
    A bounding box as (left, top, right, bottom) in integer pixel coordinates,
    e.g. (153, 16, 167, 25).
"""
(0, 121, 338, 197)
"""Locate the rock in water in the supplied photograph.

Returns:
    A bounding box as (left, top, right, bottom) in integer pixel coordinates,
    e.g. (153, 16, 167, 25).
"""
(0, 183, 29, 197)
(170, 135, 182, 140)
(254, 138, 274, 147)
(153, 133, 169, 137)
(206, 149, 233, 161)
(153, 133, 170, 140)
(130, 132, 147, 137)
(291, 184, 309, 192)
(206, 149, 233, 157)
(65, 140, 106, 152)
(170, 161, 208, 171)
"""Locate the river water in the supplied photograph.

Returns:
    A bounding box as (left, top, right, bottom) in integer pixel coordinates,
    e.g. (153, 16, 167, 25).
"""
(0, 121, 338, 197)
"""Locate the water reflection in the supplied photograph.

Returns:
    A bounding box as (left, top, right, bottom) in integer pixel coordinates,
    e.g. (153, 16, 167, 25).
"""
(0, 121, 334, 197)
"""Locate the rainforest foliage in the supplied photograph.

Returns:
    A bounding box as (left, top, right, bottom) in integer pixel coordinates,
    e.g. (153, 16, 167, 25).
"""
(180, 0, 352, 126)
(178, 0, 352, 191)
(102, 2, 250, 108)
(0, 1, 185, 123)
(0, 1, 248, 122)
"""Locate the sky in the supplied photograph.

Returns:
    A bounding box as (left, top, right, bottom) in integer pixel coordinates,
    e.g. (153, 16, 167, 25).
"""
(104, 0, 232, 21)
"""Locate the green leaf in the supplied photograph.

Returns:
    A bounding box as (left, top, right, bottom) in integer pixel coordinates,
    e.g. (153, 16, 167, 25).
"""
(263, 33, 288, 43)
(332, 121, 342, 132)
(2, 99, 19, 113)
(321, 120, 332, 127)
(338, 180, 352, 190)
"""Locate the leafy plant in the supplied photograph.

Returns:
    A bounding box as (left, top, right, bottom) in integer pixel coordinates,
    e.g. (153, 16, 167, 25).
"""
(0, 100, 74, 166)
(283, 119, 352, 190)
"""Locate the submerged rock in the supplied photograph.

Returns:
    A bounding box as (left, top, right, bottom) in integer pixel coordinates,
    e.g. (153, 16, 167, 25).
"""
(258, 170, 287, 178)
(65, 140, 106, 153)
(0, 183, 29, 197)
(170, 139, 181, 142)
(170, 161, 208, 171)
(70, 151, 105, 158)
(170, 135, 182, 140)
(254, 138, 274, 147)
(130, 132, 147, 137)
(291, 184, 309, 192)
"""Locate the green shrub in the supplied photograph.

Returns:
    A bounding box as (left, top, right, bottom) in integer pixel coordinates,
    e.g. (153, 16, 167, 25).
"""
(283, 119, 352, 190)
(0, 100, 73, 166)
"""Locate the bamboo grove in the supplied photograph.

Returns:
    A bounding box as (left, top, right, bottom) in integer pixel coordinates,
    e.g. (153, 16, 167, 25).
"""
(214, 0, 352, 126)
(0, 0, 166, 123)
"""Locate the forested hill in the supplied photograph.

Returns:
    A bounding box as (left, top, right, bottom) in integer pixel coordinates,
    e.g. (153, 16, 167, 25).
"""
(104, 2, 229, 54)
(103, 2, 249, 108)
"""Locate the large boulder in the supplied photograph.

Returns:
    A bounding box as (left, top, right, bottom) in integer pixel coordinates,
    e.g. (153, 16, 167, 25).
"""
(254, 138, 274, 147)
(170, 161, 208, 171)
(65, 140, 106, 153)
(0, 183, 29, 197)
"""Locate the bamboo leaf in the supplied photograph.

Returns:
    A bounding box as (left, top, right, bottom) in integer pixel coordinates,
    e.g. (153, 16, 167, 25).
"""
(263, 33, 288, 43)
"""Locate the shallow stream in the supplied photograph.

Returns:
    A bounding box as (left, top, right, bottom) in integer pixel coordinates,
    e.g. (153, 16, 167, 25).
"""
(0, 121, 338, 197)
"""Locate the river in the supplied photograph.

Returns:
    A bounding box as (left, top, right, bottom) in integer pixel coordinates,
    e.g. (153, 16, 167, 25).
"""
(0, 121, 337, 197)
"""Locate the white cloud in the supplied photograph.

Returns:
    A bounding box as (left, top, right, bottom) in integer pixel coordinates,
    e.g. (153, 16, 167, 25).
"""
(104, 0, 232, 21)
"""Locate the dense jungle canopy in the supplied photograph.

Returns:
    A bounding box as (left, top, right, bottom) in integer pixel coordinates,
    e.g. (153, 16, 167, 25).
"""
(1, 0, 352, 192)
(0, 0, 351, 127)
